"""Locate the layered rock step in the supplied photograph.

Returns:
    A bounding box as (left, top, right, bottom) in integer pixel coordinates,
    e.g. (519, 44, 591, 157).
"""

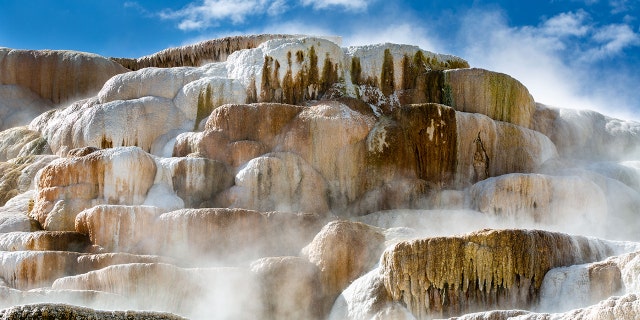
(0, 303, 187, 320)
(1, 35, 640, 320)
(330, 229, 632, 320)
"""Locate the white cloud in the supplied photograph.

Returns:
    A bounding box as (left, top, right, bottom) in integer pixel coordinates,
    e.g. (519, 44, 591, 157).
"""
(160, 0, 373, 31)
(459, 10, 584, 107)
(583, 23, 640, 61)
(159, 0, 275, 30)
(540, 10, 590, 37)
(300, 0, 371, 11)
(124, 1, 152, 16)
(267, 0, 288, 16)
(178, 19, 206, 30)
(577, 0, 599, 5)
(567, 0, 633, 13)
(456, 8, 640, 119)
(178, 21, 338, 47)
(610, 0, 631, 14)
(124, 1, 142, 10)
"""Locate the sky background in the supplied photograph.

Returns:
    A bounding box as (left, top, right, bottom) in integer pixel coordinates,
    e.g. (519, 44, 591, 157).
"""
(0, 0, 638, 119)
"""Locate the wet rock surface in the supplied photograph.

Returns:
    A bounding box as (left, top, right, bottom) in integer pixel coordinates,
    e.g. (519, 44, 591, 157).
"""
(1, 35, 640, 319)
(0, 303, 186, 320)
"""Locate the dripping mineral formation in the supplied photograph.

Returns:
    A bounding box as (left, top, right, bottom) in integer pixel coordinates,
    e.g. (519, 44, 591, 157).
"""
(1, 34, 640, 319)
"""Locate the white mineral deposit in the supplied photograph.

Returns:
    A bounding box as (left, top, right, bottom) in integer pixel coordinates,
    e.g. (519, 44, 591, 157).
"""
(1, 34, 640, 319)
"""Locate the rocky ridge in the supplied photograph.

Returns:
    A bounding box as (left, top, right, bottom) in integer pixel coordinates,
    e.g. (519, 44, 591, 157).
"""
(0, 35, 640, 319)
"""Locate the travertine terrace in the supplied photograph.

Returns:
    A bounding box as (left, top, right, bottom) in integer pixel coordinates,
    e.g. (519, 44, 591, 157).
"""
(1, 34, 640, 319)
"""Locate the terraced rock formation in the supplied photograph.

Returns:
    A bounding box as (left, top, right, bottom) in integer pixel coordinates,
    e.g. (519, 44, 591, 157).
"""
(1, 35, 640, 319)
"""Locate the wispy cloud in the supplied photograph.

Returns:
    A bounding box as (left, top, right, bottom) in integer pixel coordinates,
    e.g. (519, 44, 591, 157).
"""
(456, 8, 640, 119)
(583, 23, 640, 61)
(123, 1, 153, 17)
(158, 0, 275, 30)
(458, 9, 584, 107)
(178, 21, 337, 46)
(159, 0, 373, 31)
(539, 10, 590, 38)
(567, 0, 634, 14)
(508, 10, 640, 63)
(609, 0, 632, 14)
(299, 0, 371, 11)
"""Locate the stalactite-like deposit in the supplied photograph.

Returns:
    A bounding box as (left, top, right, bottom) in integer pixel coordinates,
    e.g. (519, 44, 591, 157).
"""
(111, 34, 296, 70)
(381, 229, 614, 319)
(256, 45, 340, 105)
(74, 205, 163, 254)
(0, 251, 85, 289)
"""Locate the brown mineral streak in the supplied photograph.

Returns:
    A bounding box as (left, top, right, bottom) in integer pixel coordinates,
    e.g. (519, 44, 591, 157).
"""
(258, 46, 338, 105)
(396, 104, 457, 186)
(23, 231, 90, 252)
(111, 34, 296, 70)
(364, 103, 458, 196)
(381, 229, 613, 319)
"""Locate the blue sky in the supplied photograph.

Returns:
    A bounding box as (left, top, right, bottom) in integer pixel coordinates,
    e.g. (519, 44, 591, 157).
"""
(1, 0, 638, 119)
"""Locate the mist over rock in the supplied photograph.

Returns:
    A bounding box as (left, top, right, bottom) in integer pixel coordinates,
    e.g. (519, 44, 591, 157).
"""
(1, 34, 640, 319)
(468, 173, 609, 236)
(303, 220, 386, 313)
(534, 104, 640, 161)
(250, 256, 324, 319)
(451, 294, 640, 320)
(52, 263, 263, 318)
(0, 85, 52, 131)
(157, 208, 329, 263)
